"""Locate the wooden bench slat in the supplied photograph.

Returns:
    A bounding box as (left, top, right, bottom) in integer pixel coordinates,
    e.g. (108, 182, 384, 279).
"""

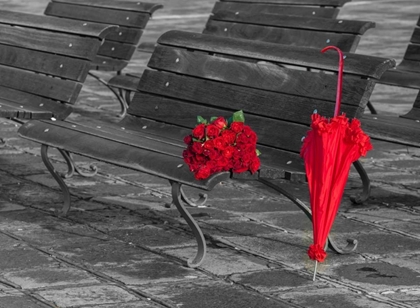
(0, 86, 73, 120)
(219, 0, 351, 7)
(45, 2, 151, 29)
(204, 20, 359, 52)
(0, 65, 82, 105)
(0, 24, 100, 61)
(410, 27, 420, 44)
(146, 46, 373, 104)
(19, 120, 229, 190)
(403, 44, 420, 62)
(157, 30, 396, 79)
(212, 2, 339, 18)
(377, 69, 420, 89)
(98, 42, 136, 61)
(91, 56, 128, 72)
(361, 114, 420, 147)
(105, 27, 143, 44)
(0, 44, 90, 82)
(210, 11, 375, 35)
(0, 10, 117, 39)
(0, 99, 56, 120)
(395, 59, 420, 73)
(51, 0, 164, 14)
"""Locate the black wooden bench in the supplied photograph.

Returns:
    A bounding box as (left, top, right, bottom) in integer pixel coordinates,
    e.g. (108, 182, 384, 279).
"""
(44, 0, 163, 117)
(0, 10, 116, 121)
(18, 30, 395, 267)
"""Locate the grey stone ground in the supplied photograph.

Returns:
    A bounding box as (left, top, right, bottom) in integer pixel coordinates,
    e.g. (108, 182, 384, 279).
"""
(1, 0, 420, 307)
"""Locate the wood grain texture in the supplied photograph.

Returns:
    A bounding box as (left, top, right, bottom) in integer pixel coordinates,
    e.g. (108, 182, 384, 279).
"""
(45, 2, 151, 28)
(98, 41, 136, 61)
(0, 10, 117, 39)
(210, 11, 375, 35)
(212, 2, 339, 18)
(219, 0, 351, 6)
(51, 0, 164, 14)
(204, 20, 359, 52)
(0, 24, 101, 61)
(0, 44, 90, 81)
(0, 66, 82, 104)
(157, 31, 396, 78)
(220, 0, 351, 7)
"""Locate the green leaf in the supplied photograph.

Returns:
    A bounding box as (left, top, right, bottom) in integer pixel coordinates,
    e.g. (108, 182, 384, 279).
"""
(256, 149, 261, 156)
(232, 110, 245, 123)
(227, 116, 233, 126)
(210, 116, 218, 123)
(197, 115, 207, 124)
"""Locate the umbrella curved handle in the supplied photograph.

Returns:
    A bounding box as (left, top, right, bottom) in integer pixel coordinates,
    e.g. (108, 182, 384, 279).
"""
(321, 46, 344, 117)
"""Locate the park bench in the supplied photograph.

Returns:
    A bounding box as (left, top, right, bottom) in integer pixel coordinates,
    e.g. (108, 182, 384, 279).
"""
(0, 10, 116, 122)
(44, 0, 163, 117)
(18, 30, 395, 267)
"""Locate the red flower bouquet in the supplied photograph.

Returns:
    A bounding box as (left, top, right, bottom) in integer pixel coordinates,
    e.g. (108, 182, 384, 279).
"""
(183, 110, 261, 180)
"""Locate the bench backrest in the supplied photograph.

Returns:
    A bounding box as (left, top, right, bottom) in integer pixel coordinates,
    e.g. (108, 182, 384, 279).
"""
(204, 10, 374, 53)
(0, 10, 112, 120)
(122, 30, 395, 179)
(44, 0, 163, 71)
(395, 16, 420, 73)
(212, 0, 351, 18)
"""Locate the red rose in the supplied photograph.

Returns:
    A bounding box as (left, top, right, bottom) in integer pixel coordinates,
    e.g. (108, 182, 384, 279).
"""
(212, 117, 227, 129)
(221, 129, 237, 145)
(230, 122, 244, 133)
(184, 135, 192, 145)
(242, 125, 257, 144)
(249, 156, 260, 173)
(192, 124, 206, 140)
(192, 141, 204, 154)
(206, 124, 220, 139)
(213, 136, 227, 150)
(195, 165, 211, 180)
(232, 160, 248, 173)
(203, 139, 214, 150)
(222, 146, 235, 159)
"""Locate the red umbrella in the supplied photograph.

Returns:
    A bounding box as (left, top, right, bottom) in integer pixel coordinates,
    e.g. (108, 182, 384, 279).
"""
(300, 46, 373, 280)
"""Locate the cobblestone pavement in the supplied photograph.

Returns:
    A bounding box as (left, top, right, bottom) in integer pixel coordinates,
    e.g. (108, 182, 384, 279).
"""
(1, 1, 420, 307)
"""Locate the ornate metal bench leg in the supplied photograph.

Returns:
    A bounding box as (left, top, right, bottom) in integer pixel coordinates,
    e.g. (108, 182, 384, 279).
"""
(41, 145, 71, 216)
(57, 150, 98, 178)
(350, 160, 371, 204)
(165, 186, 208, 208)
(258, 177, 358, 254)
(170, 181, 206, 268)
(88, 72, 128, 118)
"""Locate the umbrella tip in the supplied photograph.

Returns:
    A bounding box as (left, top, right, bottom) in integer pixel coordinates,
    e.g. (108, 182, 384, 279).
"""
(313, 261, 318, 281)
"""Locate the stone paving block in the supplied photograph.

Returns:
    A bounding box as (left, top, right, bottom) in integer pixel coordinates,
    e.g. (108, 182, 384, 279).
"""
(0, 246, 55, 271)
(272, 286, 397, 308)
(345, 208, 420, 223)
(139, 279, 291, 308)
(99, 259, 207, 286)
(0, 200, 25, 212)
(0, 152, 46, 176)
(37, 285, 140, 307)
(201, 219, 282, 236)
(164, 246, 268, 276)
(4, 265, 100, 289)
(95, 194, 171, 213)
(335, 262, 420, 294)
(79, 302, 162, 308)
(108, 225, 196, 249)
(378, 220, 420, 236)
(345, 232, 420, 255)
(68, 208, 154, 231)
(53, 240, 159, 265)
(230, 268, 315, 293)
(164, 206, 238, 221)
(0, 180, 62, 207)
(0, 292, 49, 308)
